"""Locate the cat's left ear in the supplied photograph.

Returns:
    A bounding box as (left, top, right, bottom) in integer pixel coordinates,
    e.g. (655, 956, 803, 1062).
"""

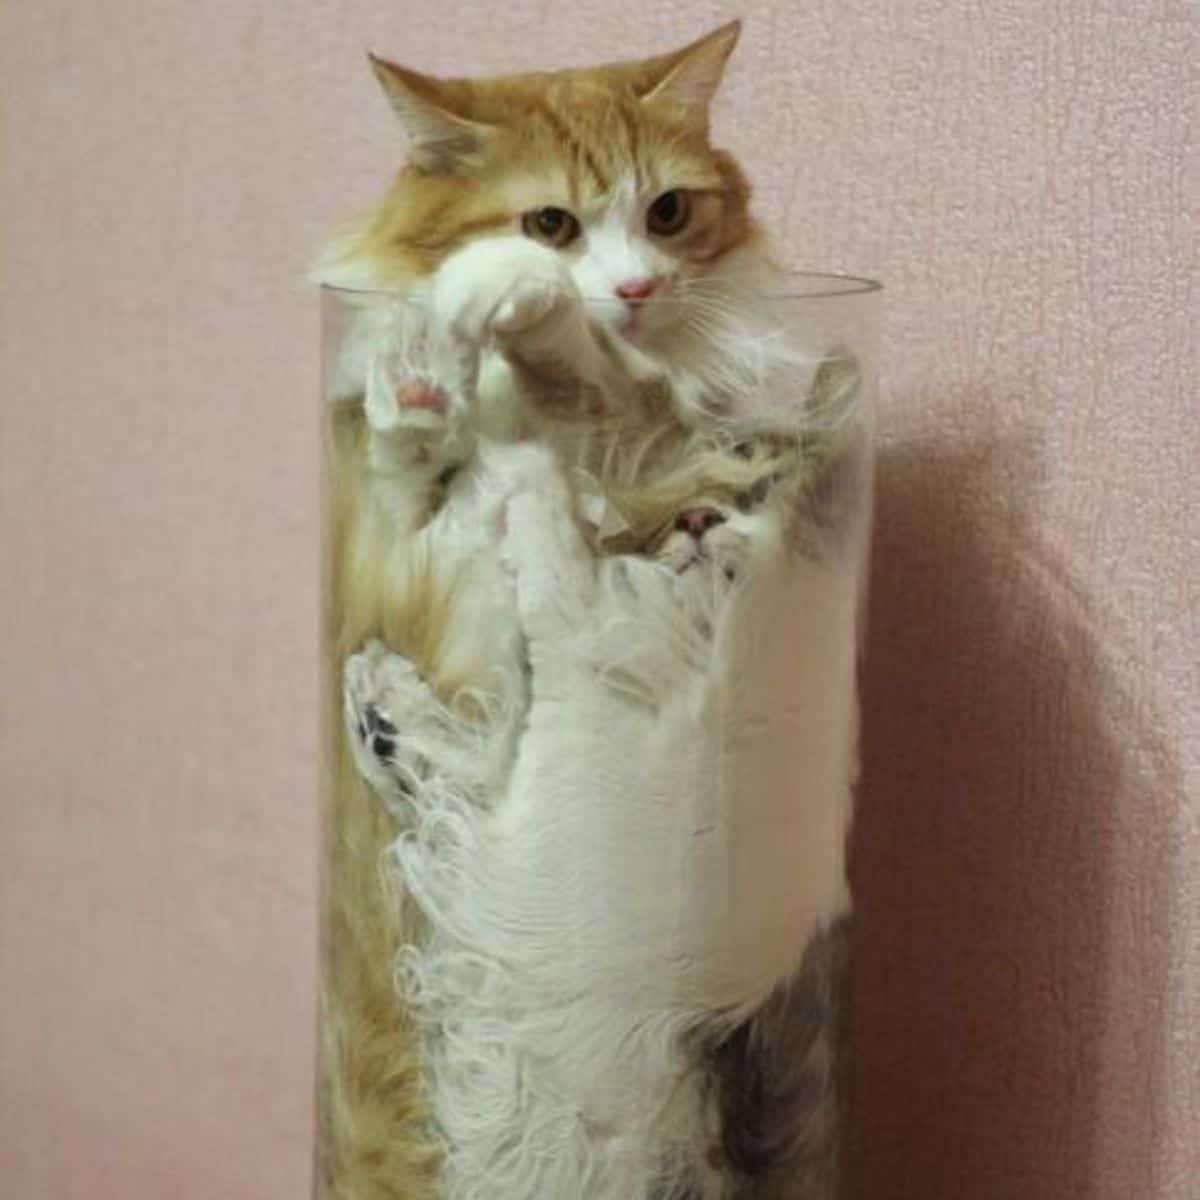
(636, 20, 741, 124)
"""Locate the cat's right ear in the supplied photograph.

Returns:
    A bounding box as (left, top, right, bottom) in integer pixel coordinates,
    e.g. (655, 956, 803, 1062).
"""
(368, 54, 491, 172)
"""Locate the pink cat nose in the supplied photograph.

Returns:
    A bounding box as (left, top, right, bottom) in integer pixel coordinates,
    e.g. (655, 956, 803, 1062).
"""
(675, 507, 725, 539)
(615, 276, 658, 302)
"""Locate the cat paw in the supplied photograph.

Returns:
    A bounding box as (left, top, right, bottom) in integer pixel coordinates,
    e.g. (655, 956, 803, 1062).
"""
(433, 236, 582, 350)
(364, 362, 458, 436)
(808, 351, 862, 418)
(360, 345, 476, 482)
(394, 378, 450, 414)
(343, 640, 436, 812)
(706, 528, 753, 584)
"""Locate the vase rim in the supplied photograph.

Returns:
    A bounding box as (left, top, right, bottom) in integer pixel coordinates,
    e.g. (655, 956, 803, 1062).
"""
(319, 268, 883, 303)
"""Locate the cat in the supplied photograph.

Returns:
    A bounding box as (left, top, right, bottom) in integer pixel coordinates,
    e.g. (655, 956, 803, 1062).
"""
(314, 20, 867, 1200)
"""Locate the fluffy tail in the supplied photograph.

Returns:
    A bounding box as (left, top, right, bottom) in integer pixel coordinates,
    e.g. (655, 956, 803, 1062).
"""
(315, 733, 441, 1199)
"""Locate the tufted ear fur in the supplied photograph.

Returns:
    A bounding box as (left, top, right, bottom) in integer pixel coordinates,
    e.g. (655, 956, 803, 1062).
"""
(368, 54, 492, 171)
(633, 20, 741, 126)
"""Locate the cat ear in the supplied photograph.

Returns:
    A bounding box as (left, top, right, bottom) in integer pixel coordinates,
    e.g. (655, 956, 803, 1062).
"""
(368, 54, 491, 171)
(636, 20, 741, 121)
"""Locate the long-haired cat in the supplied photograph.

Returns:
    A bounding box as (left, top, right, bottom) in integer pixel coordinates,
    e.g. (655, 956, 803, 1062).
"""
(316, 21, 867, 1200)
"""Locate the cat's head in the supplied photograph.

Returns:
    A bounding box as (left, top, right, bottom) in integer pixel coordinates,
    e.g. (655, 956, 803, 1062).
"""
(318, 22, 763, 347)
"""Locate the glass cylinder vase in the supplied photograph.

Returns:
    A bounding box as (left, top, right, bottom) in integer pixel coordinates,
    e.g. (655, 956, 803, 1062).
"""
(316, 273, 881, 1200)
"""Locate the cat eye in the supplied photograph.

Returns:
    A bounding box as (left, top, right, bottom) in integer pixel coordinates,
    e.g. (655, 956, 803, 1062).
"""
(521, 206, 581, 248)
(646, 190, 692, 236)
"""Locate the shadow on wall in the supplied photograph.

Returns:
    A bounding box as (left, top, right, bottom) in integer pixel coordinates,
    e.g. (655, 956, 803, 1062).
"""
(845, 431, 1175, 1199)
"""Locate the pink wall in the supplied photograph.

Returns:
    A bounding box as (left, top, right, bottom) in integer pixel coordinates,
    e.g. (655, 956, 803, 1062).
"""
(1, 2, 1195, 1197)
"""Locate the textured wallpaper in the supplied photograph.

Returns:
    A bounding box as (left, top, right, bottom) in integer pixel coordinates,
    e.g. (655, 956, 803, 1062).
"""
(1, 2, 1195, 1197)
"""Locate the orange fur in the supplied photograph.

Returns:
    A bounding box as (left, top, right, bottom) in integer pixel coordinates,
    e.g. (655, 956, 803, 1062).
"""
(317, 401, 442, 1200)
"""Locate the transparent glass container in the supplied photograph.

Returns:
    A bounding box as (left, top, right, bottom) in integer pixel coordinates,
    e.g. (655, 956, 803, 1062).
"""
(316, 274, 881, 1200)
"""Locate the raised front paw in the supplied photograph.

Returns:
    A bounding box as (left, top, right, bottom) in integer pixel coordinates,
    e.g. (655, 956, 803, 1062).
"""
(359, 295, 479, 446)
(432, 236, 583, 352)
(343, 640, 436, 813)
(365, 371, 453, 430)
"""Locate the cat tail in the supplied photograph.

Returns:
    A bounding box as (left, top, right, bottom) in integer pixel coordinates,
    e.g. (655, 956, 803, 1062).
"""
(711, 915, 852, 1200)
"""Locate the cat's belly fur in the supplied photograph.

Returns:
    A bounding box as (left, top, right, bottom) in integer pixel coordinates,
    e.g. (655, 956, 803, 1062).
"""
(394, 476, 861, 1197)
(484, 550, 858, 1109)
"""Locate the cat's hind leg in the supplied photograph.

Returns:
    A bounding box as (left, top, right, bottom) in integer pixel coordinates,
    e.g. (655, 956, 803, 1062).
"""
(500, 477, 598, 651)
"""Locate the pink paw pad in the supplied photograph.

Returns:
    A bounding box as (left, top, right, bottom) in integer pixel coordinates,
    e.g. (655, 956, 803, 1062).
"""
(395, 380, 449, 412)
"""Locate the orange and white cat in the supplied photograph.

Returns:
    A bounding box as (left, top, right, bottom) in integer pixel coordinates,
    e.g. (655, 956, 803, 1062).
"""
(316, 21, 867, 1200)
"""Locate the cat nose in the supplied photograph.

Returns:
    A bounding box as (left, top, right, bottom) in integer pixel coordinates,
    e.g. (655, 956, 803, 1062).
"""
(675, 507, 725, 539)
(615, 276, 658, 302)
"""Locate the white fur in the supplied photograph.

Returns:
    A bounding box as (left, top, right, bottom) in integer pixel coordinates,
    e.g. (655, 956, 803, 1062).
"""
(337, 225, 869, 1198)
